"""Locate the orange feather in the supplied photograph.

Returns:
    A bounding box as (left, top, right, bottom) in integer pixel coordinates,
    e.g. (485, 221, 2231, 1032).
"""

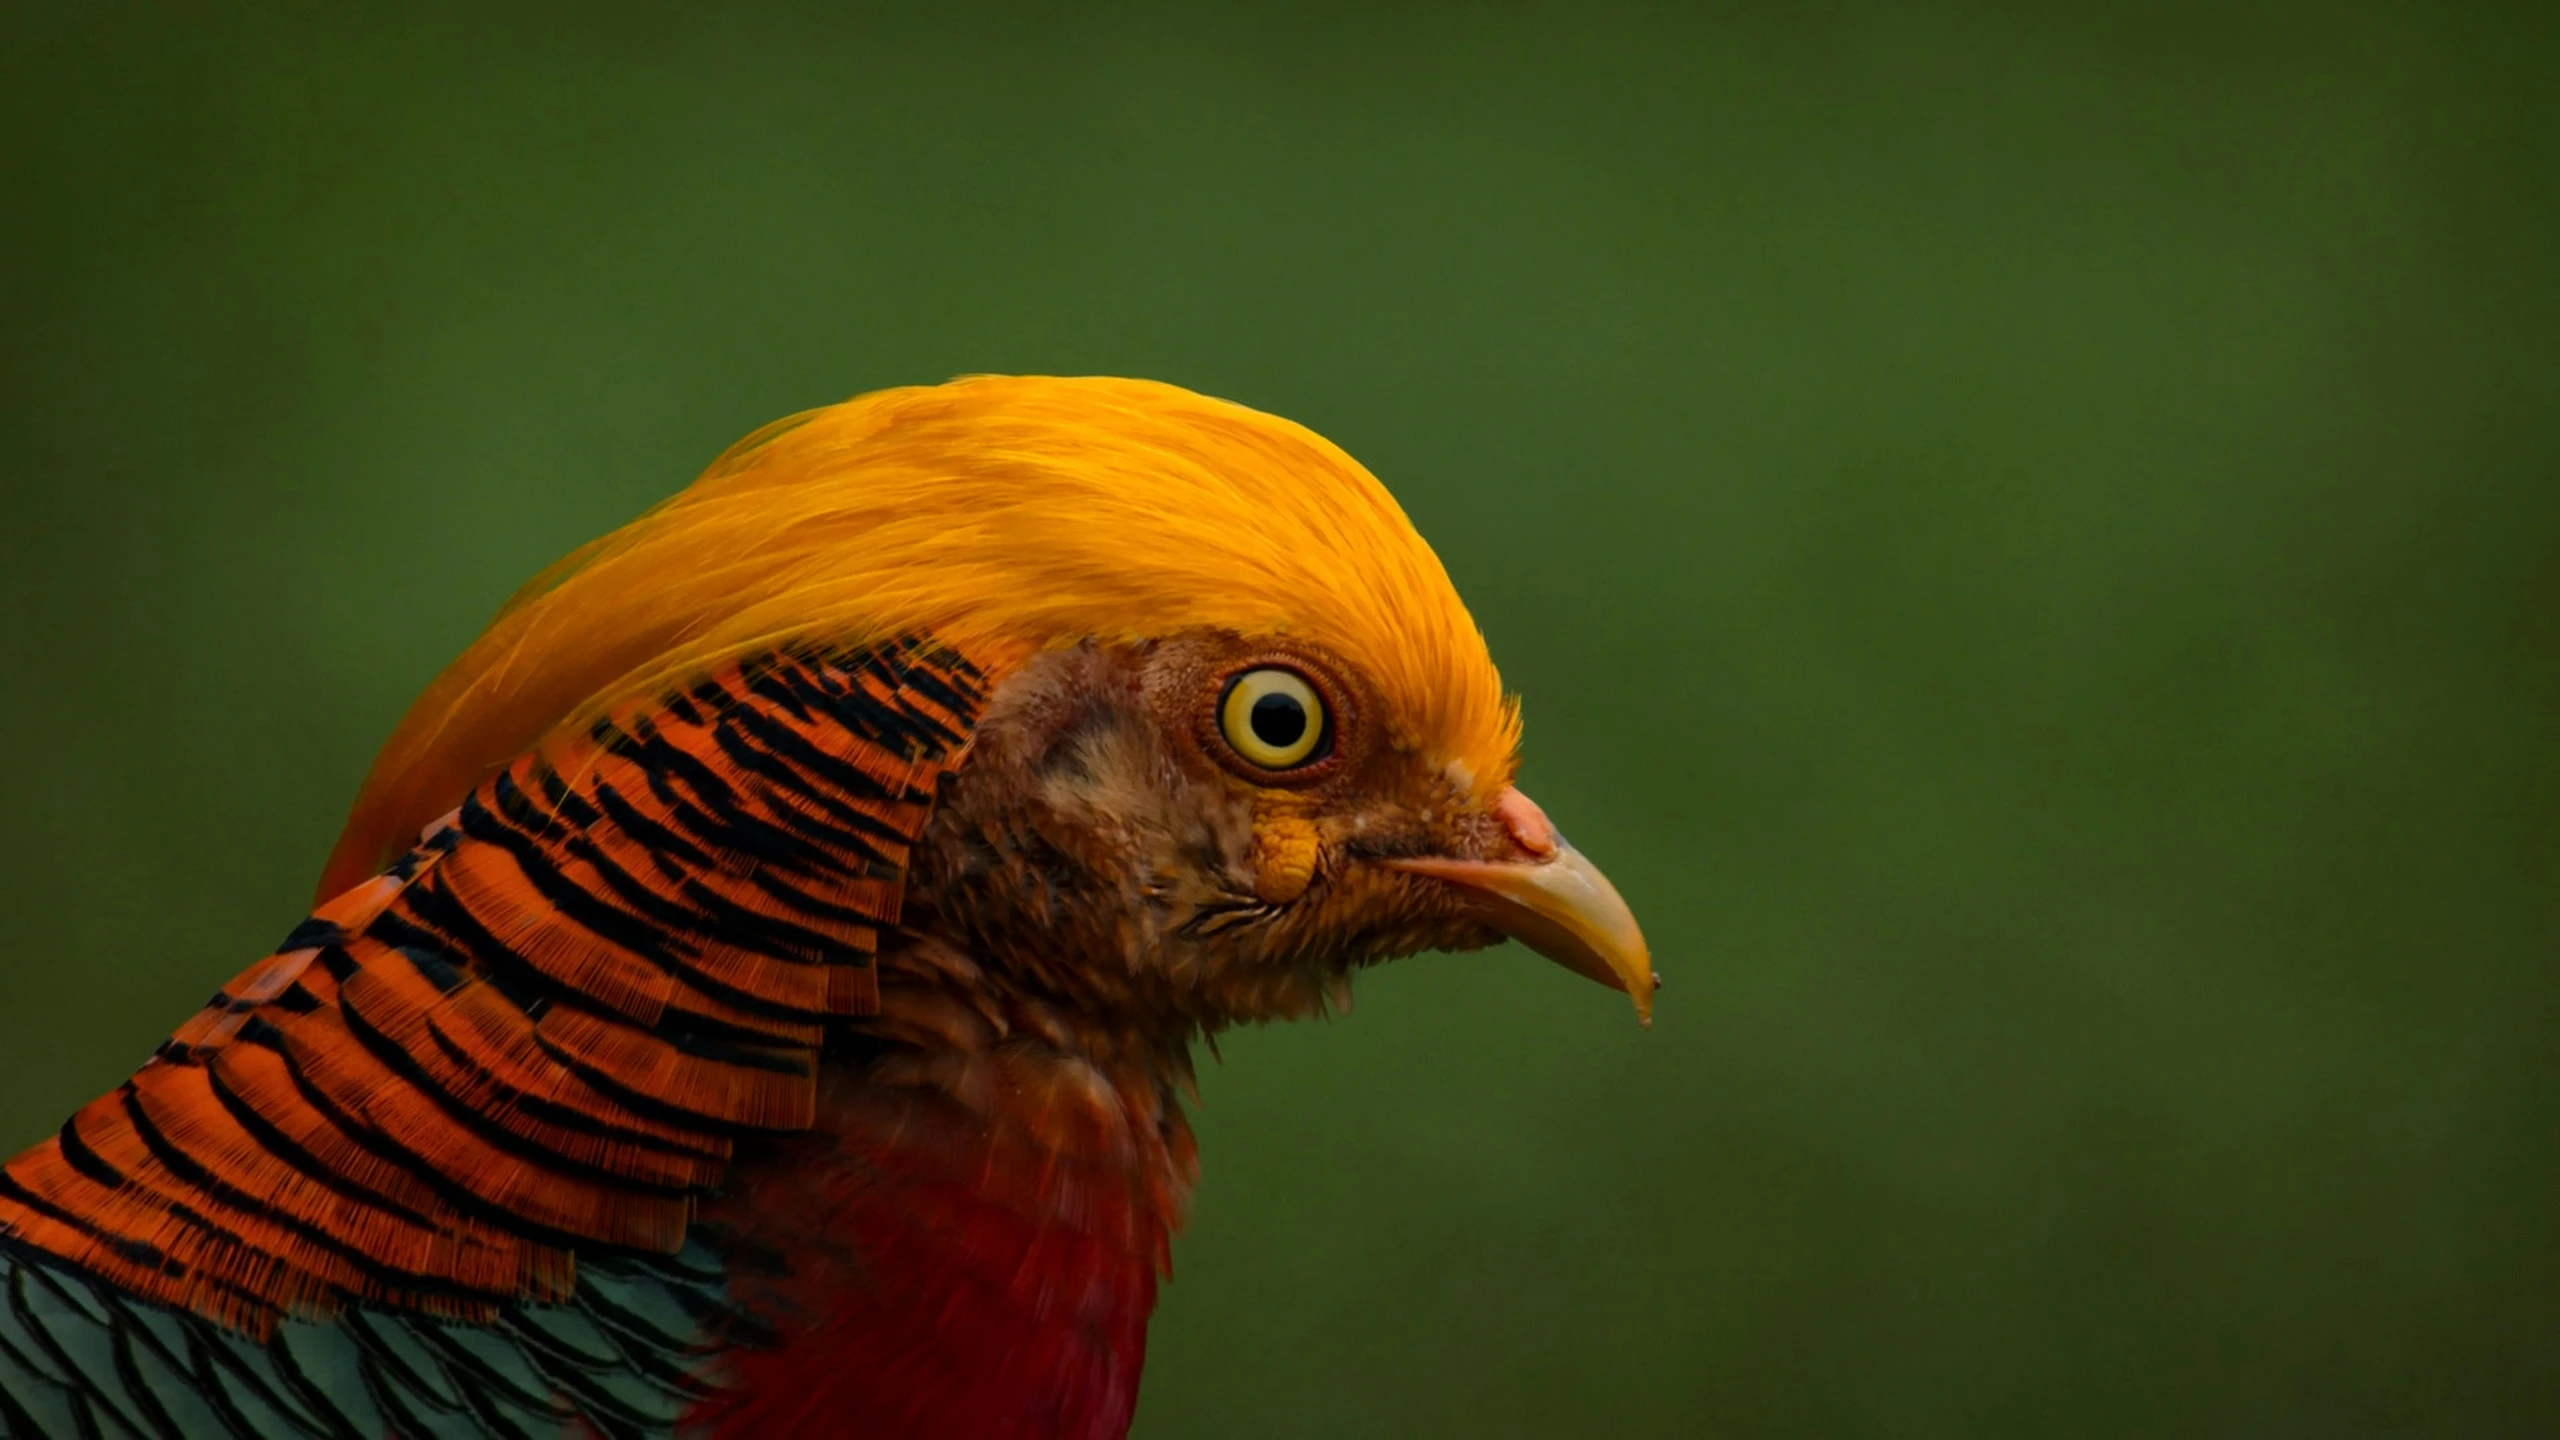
(321, 376, 1518, 896)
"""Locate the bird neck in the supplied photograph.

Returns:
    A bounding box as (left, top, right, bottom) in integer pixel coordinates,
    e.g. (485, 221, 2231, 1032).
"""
(696, 931, 1200, 1440)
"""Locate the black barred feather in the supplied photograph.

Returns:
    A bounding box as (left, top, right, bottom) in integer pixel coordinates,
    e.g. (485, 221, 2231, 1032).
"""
(0, 639, 992, 1436)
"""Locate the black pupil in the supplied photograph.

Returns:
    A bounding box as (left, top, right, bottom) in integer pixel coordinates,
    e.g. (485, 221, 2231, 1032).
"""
(1249, 692, 1308, 750)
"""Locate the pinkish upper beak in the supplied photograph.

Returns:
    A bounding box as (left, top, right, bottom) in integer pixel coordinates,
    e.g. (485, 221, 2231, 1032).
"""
(1386, 787, 1658, 1026)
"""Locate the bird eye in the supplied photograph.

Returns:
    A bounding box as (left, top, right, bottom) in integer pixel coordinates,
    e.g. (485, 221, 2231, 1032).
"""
(1219, 668, 1327, 770)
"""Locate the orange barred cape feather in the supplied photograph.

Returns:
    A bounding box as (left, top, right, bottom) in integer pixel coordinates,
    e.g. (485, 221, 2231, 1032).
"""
(1, 643, 979, 1335)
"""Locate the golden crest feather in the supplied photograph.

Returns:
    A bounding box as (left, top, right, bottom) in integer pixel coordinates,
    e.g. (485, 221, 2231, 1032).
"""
(320, 375, 1518, 897)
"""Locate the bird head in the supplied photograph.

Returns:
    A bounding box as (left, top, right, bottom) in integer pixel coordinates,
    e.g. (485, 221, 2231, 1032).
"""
(323, 375, 1653, 1034)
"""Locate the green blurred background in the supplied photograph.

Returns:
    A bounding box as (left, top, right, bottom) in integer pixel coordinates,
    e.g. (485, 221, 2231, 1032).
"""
(3, 3, 2552, 1434)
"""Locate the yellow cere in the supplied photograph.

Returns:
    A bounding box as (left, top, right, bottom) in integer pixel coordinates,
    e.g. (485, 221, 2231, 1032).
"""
(1221, 668, 1326, 770)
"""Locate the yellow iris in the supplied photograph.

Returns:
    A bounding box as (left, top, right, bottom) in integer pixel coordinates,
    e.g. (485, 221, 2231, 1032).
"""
(1220, 668, 1326, 770)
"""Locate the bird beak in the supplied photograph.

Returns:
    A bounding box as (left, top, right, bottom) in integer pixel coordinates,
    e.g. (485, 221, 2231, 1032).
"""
(1385, 787, 1658, 1026)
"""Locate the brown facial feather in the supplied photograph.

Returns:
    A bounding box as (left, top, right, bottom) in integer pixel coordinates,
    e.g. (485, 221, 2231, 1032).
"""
(903, 631, 1534, 1037)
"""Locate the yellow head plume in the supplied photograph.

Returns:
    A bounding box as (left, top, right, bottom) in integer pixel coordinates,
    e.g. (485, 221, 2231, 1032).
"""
(320, 375, 1519, 897)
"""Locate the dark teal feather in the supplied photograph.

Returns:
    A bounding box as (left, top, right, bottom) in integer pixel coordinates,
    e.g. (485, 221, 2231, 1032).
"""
(0, 1240, 737, 1438)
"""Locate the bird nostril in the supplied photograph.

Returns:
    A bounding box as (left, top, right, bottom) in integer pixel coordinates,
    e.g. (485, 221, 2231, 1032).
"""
(1494, 787, 1560, 860)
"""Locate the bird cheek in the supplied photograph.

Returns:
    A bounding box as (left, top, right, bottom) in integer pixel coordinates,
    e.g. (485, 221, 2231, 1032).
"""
(1249, 811, 1321, 904)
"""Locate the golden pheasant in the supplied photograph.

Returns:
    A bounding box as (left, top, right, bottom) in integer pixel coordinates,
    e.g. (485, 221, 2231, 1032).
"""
(0, 375, 1652, 1438)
